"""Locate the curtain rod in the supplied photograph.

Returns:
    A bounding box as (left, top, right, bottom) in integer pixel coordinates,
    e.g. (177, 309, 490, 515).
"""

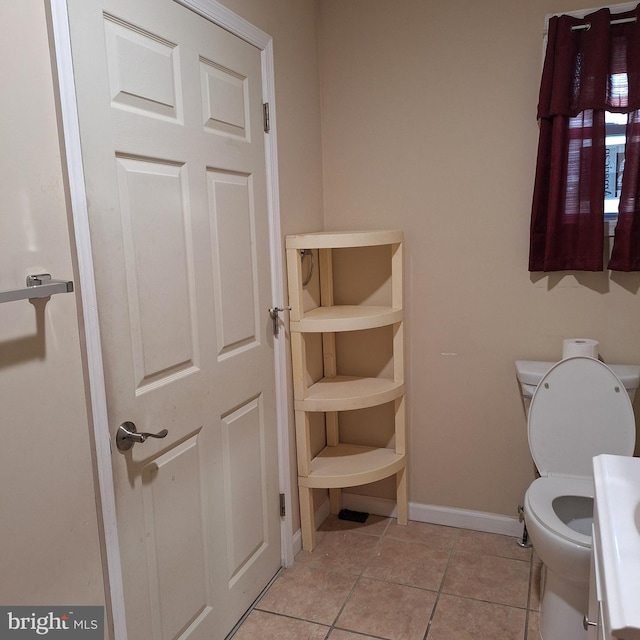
(571, 16, 637, 31)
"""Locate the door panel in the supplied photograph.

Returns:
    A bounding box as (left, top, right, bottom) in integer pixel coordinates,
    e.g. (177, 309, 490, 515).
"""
(200, 58, 249, 138)
(66, 0, 281, 637)
(104, 15, 182, 122)
(116, 155, 198, 389)
(208, 170, 259, 354)
(141, 436, 209, 639)
(221, 397, 268, 578)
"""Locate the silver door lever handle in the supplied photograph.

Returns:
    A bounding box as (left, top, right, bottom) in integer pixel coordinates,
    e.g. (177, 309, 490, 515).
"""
(269, 306, 291, 336)
(116, 421, 168, 452)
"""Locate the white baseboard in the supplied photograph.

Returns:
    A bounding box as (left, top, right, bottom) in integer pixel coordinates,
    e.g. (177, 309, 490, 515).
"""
(343, 493, 524, 537)
(292, 494, 524, 548)
(412, 502, 523, 537)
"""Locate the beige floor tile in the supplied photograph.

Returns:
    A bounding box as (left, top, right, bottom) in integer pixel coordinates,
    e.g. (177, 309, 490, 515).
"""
(295, 528, 381, 574)
(455, 529, 532, 561)
(427, 593, 526, 640)
(363, 536, 450, 591)
(318, 513, 391, 537)
(384, 521, 460, 552)
(442, 552, 530, 608)
(335, 577, 436, 640)
(231, 610, 329, 640)
(256, 562, 357, 625)
(231, 520, 541, 639)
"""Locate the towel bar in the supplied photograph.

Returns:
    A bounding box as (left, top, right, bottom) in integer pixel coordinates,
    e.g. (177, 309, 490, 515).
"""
(0, 273, 74, 304)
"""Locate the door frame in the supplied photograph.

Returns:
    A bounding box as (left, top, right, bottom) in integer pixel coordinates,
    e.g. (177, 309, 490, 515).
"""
(48, 1, 293, 637)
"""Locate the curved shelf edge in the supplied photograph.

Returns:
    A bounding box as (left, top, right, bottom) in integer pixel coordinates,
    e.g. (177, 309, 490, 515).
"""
(298, 444, 406, 489)
(286, 229, 403, 249)
(291, 306, 403, 333)
(295, 377, 404, 412)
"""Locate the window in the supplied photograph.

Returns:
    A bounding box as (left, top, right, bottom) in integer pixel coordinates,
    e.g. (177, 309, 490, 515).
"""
(605, 111, 626, 219)
(529, 3, 640, 272)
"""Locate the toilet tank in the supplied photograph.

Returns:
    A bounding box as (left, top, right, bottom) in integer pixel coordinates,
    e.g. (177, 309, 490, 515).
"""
(515, 360, 640, 414)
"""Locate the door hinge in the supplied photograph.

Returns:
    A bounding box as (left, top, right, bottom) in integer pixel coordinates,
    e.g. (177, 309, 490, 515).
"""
(279, 492, 286, 517)
(263, 102, 270, 133)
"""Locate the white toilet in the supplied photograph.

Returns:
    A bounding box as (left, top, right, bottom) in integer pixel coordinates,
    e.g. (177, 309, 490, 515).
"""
(521, 356, 637, 640)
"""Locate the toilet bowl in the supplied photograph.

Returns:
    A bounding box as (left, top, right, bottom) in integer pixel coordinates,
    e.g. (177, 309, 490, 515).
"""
(525, 477, 592, 581)
(523, 357, 636, 640)
(525, 477, 594, 640)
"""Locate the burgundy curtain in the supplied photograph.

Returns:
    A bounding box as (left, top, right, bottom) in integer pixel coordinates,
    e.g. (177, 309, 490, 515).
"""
(529, 5, 640, 271)
(610, 112, 640, 270)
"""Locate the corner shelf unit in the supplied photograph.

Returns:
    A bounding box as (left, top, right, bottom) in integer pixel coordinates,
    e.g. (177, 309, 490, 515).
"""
(286, 230, 408, 551)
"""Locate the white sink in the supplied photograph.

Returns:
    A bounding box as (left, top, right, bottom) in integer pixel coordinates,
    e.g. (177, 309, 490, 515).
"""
(593, 454, 640, 639)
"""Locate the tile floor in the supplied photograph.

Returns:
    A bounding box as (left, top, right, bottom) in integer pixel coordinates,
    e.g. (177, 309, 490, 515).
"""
(231, 515, 542, 640)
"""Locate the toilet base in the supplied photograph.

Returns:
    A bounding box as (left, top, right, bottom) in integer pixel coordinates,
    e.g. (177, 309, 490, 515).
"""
(539, 564, 588, 640)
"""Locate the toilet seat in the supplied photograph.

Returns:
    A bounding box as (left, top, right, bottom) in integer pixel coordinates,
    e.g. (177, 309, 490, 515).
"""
(525, 476, 592, 547)
(528, 356, 635, 477)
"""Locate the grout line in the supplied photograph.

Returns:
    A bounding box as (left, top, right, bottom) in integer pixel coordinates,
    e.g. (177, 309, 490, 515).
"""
(225, 567, 284, 639)
(523, 554, 532, 640)
(422, 590, 442, 640)
(329, 572, 364, 629)
(329, 627, 390, 640)
(422, 527, 459, 639)
(325, 519, 389, 637)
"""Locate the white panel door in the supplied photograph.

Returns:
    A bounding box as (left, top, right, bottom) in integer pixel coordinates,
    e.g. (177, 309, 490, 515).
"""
(65, 0, 281, 637)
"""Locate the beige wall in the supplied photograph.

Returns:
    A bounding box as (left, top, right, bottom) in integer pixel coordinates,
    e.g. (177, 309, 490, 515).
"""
(317, 0, 640, 516)
(0, 1, 105, 607)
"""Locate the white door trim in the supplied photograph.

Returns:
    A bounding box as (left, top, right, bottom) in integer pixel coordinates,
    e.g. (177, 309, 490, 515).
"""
(48, 2, 292, 638)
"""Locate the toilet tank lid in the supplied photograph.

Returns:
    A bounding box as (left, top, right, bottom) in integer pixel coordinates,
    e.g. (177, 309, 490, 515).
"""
(515, 360, 640, 391)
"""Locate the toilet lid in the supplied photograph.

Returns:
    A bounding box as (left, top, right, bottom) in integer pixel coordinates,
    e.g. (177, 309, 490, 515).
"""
(528, 357, 636, 477)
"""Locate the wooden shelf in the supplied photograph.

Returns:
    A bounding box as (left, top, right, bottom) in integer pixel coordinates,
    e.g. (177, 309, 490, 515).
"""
(285, 229, 403, 250)
(298, 444, 406, 489)
(290, 305, 403, 333)
(295, 376, 404, 411)
(286, 229, 407, 551)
